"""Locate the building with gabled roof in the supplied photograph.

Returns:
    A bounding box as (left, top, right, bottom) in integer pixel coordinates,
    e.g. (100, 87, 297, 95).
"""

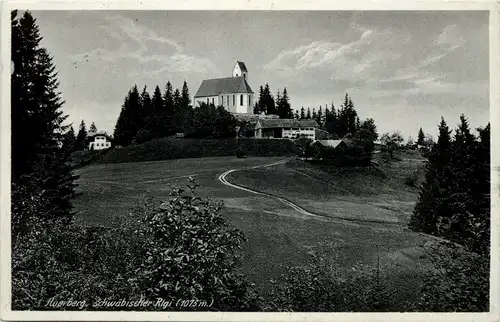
(312, 139, 347, 149)
(87, 131, 113, 150)
(193, 61, 254, 114)
(254, 119, 319, 140)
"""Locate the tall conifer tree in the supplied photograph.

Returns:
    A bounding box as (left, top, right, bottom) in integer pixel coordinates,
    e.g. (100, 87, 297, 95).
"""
(181, 81, 191, 109)
(417, 127, 425, 146)
(11, 10, 77, 225)
(410, 117, 452, 234)
(75, 120, 87, 150)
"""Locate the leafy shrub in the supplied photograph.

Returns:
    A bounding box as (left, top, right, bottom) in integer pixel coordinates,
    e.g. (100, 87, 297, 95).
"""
(135, 178, 259, 310)
(11, 211, 140, 310)
(264, 247, 398, 312)
(409, 241, 489, 312)
(295, 136, 313, 159)
(12, 179, 259, 311)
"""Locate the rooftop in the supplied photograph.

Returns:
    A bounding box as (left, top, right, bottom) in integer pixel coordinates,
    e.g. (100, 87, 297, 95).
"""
(255, 119, 319, 129)
(236, 61, 248, 72)
(313, 139, 347, 148)
(194, 76, 253, 97)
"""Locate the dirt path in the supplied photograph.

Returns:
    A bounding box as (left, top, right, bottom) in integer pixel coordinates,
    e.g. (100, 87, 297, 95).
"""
(217, 157, 326, 220)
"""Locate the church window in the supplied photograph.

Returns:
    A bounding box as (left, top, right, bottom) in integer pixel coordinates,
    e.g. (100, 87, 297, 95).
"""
(227, 95, 229, 105)
(233, 95, 235, 105)
(240, 95, 243, 106)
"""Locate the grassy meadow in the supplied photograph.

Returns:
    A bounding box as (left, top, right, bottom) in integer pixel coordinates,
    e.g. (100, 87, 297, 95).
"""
(73, 151, 435, 304)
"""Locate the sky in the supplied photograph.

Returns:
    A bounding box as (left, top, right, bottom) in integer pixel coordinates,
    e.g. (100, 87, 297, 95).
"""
(30, 10, 490, 139)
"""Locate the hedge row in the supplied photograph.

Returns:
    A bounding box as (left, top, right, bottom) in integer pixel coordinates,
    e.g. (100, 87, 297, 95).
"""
(82, 138, 299, 165)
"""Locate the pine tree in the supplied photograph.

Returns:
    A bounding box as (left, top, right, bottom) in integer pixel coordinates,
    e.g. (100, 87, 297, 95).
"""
(113, 85, 142, 146)
(300, 107, 306, 119)
(294, 110, 299, 119)
(281, 87, 292, 118)
(11, 10, 77, 225)
(181, 81, 191, 110)
(263, 83, 276, 115)
(163, 81, 174, 112)
(173, 88, 181, 111)
(152, 85, 163, 111)
(61, 125, 77, 153)
(256, 85, 265, 114)
(140, 85, 164, 139)
(325, 104, 338, 136)
(317, 106, 323, 127)
(447, 115, 478, 240)
(89, 122, 97, 133)
(312, 108, 317, 122)
(114, 92, 130, 146)
(75, 120, 87, 150)
(417, 127, 425, 146)
(172, 88, 183, 132)
(471, 122, 490, 254)
(306, 107, 311, 119)
(140, 85, 152, 114)
(160, 81, 175, 136)
(410, 117, 453, 235)
(275, 90, 282, 117)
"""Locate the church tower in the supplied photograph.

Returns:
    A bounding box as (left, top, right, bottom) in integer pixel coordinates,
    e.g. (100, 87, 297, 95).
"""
(232, 61, 248, 80)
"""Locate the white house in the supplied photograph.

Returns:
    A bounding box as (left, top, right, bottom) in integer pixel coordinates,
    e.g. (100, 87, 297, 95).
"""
(193, 61, 254, 114)
(87, 131, 112, 150)
(254, 119, 319, 140)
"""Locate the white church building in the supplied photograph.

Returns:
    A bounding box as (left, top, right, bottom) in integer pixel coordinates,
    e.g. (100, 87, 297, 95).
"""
(193, 61, 254, 114)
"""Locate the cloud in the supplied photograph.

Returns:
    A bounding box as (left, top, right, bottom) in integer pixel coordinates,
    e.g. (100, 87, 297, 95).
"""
(69, 13, 216, 76)
(434, 24, 466, 51)
(377, 24, 469, 96)
(262, 25, 412, 87)
(264, 28, 386, 72)
(265, 22, 469, 96)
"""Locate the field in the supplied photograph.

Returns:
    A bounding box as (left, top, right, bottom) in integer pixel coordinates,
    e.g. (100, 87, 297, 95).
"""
(73, 151, 434, 302)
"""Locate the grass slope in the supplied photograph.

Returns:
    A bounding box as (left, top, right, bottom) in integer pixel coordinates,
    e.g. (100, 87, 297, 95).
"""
(73, 153, 433, 305)
(72, 138, 299, 166)
(227, 150, 427, 224)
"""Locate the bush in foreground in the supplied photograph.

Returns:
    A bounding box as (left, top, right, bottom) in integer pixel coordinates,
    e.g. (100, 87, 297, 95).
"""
(409, 241, 489, 312)
(135, 178, 259, 310)
(12, 179, 259, 311)
(263, 247, 395, 312)
(262, 240, 489, 312)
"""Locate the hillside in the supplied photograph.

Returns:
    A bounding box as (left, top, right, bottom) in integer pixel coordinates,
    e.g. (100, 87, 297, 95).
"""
(70, 137, 299, 166)
(226, 149, 427, 225)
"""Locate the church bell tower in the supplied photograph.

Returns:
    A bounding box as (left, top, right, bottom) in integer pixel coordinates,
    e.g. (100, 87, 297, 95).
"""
(232, 61, 248, 80)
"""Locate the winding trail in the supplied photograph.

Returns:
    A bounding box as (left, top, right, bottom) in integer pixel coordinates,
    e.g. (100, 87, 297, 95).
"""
(217, 157, 324, 219)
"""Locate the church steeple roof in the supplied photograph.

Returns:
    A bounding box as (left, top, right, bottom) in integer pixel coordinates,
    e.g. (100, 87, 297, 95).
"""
(236, 61, 248, 72)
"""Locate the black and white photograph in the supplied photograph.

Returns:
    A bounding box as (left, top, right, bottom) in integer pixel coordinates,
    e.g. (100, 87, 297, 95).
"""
(1, 1, 499, 321)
